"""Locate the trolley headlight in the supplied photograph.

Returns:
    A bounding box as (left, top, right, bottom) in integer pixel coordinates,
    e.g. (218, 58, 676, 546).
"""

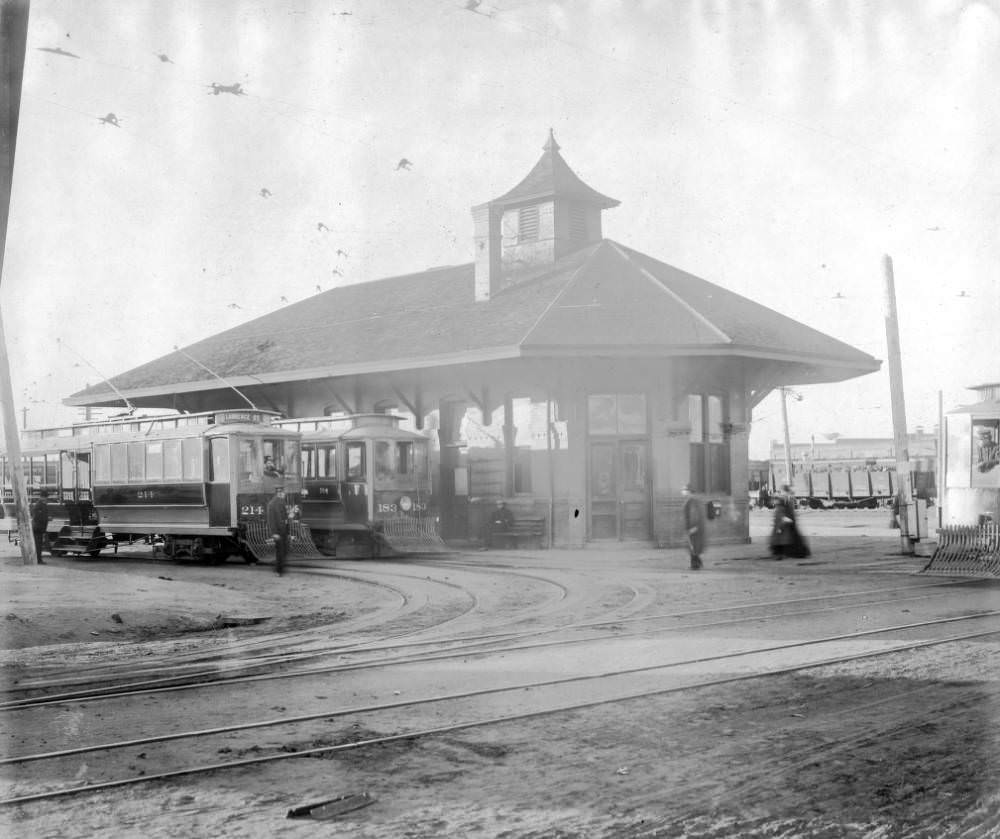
(399, 495, 413, 512)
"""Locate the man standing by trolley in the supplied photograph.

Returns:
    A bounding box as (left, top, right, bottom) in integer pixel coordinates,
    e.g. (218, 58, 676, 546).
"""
(267, 485, 289, 576)
(30, 489, 50, 565)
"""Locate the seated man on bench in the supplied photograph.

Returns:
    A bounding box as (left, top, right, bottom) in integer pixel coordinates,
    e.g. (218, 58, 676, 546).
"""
(485, 500, 515, 549)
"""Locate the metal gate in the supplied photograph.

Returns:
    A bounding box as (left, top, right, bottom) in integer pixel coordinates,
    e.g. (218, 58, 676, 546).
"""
(242, 520, 326, 562)
(921, 524, 1000, 578)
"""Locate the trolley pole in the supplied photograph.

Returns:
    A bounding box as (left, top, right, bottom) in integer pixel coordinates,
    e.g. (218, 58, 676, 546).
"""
(779, 387, 794, 488)
(0, 1, 37, 565)
(883, 255, 914, 554)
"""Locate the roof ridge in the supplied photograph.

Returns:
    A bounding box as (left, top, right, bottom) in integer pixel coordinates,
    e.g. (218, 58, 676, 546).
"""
(607, 241, 732, 344)
(517, 242, 610, 346)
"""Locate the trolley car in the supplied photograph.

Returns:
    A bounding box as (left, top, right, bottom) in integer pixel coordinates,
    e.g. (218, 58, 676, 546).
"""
(3, 410, 309, 562)
(1, 433, 101, 554)
(273, 413, 440, 556)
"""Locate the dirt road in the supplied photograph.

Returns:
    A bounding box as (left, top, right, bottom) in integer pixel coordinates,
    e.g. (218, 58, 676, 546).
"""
(1, 510, 998, 838)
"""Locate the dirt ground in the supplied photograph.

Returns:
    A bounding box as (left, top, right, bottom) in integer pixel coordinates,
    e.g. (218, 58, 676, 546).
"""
(1, 511, 999, 838)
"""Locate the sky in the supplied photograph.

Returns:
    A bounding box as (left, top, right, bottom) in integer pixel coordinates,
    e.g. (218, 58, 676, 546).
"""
(2, 0, 998, 459)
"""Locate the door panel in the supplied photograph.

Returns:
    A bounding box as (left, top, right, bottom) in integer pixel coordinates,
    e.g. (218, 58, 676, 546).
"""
(589, 440, 650, 540)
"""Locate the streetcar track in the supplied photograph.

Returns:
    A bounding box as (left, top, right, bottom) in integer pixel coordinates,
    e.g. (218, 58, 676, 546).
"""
(5, 610, 1000, 759)
(3, 621, 997, 807)
(2, 582, 985, 706)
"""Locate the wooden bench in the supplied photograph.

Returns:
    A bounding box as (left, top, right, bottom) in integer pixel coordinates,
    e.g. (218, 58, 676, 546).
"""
(489, 516, 546, 549)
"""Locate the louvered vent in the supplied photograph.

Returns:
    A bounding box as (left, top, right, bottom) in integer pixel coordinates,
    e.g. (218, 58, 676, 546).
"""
(518, 206, 539, 241)
(570, 204, 587, 240)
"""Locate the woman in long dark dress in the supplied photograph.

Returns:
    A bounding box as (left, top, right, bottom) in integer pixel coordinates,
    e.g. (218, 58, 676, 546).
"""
(769, 485, 810, 559)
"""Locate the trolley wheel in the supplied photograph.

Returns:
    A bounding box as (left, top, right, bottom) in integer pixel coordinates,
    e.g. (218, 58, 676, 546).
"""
(88, 549, 102, 557)
(50, 549, 67, 557)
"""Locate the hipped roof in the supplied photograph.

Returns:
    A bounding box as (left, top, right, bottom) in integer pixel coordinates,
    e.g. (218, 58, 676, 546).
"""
(67, 239, 879, 407)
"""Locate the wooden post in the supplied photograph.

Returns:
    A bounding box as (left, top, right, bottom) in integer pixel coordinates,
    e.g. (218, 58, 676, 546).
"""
(0, 1, 35, 564)
(779, 387, 794, 488)
(0, 309, 37, 564)
(883, 254, 914, 554)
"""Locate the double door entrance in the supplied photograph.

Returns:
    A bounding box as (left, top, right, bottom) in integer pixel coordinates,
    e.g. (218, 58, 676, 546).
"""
(589, 439, 651, 540)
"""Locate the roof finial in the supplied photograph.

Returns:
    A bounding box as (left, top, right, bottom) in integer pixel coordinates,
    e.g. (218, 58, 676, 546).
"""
(544, 128, 560, 153)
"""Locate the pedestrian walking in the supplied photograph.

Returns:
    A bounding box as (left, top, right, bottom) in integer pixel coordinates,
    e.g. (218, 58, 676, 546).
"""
(769, 484, 810, 559)
(681, 483, 705, 569)
(266, 485, 290, 575)
(29, 489, 50, 564)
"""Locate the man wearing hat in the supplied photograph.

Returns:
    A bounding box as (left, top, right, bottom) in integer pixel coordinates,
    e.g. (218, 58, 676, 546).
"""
(30, 489, 50, 565)
(266, 485, 290, 576)
(681, 483, 705, 570)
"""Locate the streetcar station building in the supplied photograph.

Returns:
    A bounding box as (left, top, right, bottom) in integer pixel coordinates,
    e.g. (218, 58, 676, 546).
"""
(67, 133, 879, 548)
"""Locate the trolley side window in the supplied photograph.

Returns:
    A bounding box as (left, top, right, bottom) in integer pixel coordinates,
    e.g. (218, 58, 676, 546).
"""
(346, 442, 366, 480)
(110, 443, 127, 483)
(210, 438, 230, 482)
(95, 444, 111, 482)
(146, 442, 163, 481)
(163, 439, 182, 480)
(182, 438, 203, 481)
(76, 452, 91, 492)
(128, 442, 145, 482)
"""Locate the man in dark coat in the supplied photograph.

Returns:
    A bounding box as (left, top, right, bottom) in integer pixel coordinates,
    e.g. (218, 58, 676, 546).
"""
(681, 483, 705, 569)
(266, 485, 289, 576)
(30, 489, 50, 565)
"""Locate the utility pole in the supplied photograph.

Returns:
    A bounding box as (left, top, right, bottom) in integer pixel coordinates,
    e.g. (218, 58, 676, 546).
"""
(779, 387, 794, 488)
(883, 254, 914, 554)
(0, 1, 36, 565)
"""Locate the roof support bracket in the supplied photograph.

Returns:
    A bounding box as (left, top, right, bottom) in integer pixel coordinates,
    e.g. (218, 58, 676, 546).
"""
(392, 385, 424, 429)
(466, 387, 492, 425)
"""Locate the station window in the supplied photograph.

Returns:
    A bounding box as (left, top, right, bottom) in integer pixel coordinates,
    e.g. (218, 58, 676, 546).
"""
(688, 393, 730, 494)
(514, 448, 532, 494)
(588, 394, 647, 435)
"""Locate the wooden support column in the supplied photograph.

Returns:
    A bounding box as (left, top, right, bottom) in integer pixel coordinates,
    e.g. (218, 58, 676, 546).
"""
(502, 394, 515, 497)
(437, 400, 466, 539)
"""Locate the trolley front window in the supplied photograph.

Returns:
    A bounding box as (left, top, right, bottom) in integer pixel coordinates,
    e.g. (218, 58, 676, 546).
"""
(346, 442, 365, 480)
(210, 438, 230, 482)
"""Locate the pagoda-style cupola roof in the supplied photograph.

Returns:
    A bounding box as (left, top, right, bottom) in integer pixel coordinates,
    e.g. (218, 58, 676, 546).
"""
(472, 132, 620, 302)
(492, 129, 620, 210)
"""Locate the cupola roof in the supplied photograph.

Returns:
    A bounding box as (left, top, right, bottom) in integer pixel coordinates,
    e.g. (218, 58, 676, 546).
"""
(490, 129, 620, 210)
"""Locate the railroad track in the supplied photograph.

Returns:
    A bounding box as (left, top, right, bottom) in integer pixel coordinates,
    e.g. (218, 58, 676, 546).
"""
(1, 577, 984, 706)
(2, 608, 998, 807)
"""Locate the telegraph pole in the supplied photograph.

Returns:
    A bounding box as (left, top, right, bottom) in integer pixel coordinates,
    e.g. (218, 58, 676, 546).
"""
(0, 1, 36, 564)
(779, 387, 794, 487)
(883, 254, 914, 554)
